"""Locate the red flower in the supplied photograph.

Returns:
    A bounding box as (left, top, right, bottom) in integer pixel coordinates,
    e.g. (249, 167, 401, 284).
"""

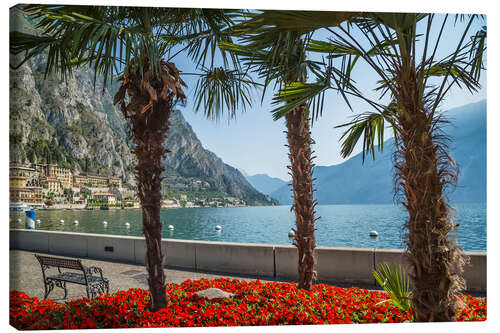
(9, 279, 486, 329)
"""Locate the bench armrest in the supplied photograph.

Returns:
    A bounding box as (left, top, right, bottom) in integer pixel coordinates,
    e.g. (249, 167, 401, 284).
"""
(85, 266, 105, 279)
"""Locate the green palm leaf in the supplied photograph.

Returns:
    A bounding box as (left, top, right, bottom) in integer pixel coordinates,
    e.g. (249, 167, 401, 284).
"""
(10, 5, 256, 119)
(373, 263, 412, 315)
(336, 111, 393, 161)
(193, 67, 258, 120)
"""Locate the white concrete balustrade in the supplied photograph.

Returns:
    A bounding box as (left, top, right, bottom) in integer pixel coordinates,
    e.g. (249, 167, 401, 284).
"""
(9, 229, 486, 292)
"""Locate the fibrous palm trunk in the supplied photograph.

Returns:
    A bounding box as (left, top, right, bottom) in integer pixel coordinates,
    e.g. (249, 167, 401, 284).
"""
(285, 105, 317, 291)
(114, 60, 186, 312)
(135, 110, 169, 311)
(395, 66, 467, 322)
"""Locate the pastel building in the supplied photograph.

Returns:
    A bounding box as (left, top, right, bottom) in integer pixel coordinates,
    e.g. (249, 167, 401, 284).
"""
(10, 175, 27, 188)
(74, 173, 108, 187)
(122, 199, 140, 208)
(35, 164, 73, 188)
(93, 192, 116, 204)
(41, 177, 62, 193)
(9, 164, 40, 186)
(73, 173, 122, 188)
(9, 174, 43, 206)
(108, 176, 122, 188)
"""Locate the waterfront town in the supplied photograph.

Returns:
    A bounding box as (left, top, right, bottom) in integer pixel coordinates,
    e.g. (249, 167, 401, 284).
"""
(9, 163, 248, 209)
(9, 163, 136, 209)
(7, 5, 488, 329)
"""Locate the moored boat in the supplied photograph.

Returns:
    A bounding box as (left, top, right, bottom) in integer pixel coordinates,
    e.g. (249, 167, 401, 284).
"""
(9, 202, 29, 212)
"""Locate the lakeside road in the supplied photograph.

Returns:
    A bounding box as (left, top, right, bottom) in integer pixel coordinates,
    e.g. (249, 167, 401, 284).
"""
(9, 250, 485, 302)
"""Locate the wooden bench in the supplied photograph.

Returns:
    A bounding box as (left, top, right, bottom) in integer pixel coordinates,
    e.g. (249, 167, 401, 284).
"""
(35, 254, 109, 299)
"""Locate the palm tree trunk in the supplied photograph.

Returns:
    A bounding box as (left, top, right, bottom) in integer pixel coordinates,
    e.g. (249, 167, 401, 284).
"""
(131, 95, 171, 312)
(396, 82, 466, 321)
(114, 61, 185, 312)
(285, 104, 316, 291)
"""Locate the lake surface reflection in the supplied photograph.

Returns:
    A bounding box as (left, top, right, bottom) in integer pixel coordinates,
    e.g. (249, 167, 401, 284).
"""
(10, 203, 486, 251)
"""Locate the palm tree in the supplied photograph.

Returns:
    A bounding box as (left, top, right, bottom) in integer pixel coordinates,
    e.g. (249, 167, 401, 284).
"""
(10, 4, 253, 311)
(283, 13, 486, 321)
(221, 11, 353, 290)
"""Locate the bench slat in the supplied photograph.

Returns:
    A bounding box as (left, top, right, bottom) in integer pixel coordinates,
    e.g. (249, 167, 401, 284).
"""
(47, 272, 109, 286)
(35, 254, 109, 299)
(35, 254, 83, 271)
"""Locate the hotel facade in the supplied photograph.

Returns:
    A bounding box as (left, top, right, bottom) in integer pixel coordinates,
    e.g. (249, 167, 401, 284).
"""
(9, 163, 123, 206)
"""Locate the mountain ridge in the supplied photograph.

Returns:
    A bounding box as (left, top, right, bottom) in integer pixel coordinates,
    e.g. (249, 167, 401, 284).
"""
(245, 174, 288, 196)
(9, 10, 274, 206)
(271, 100, 486, 205)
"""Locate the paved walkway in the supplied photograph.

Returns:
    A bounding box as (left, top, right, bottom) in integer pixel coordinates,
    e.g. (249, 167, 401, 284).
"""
(10, 250, 484, 302)
(10, 250, 289, 302)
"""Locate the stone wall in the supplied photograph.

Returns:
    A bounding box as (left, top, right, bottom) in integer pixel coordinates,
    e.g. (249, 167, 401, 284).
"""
(10, 229, 486, 292)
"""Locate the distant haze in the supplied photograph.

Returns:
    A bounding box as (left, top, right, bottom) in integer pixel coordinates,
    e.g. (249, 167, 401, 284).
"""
(245, 174, 287, 196)
(268, 100, 486, 205)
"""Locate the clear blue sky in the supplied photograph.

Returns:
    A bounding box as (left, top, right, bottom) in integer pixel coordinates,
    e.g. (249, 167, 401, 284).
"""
(173, 14, 486, 181)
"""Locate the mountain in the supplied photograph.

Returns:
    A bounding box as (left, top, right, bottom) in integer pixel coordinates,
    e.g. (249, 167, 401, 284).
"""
(239, 169, 250, 177)
(10, 11, 135, 183)
(9, 10, 274, 206)
(271, 100, 486, 204)
(162, 111, 277, 205)
(245, 174, 288, 196)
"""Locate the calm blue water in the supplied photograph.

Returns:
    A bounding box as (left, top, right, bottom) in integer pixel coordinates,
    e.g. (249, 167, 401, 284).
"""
(9, 203, 486, 251)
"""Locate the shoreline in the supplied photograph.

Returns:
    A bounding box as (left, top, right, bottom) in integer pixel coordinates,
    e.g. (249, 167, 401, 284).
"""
(12, 202, 484, 212)
(15, 204, 278, 211)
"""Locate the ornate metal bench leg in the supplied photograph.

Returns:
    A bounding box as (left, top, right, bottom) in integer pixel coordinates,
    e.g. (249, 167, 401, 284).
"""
(43, 284, 49, 300)
(87, 284, 101, 299)
(43, 282, 48, 300)
(86, 286, 91, 299)
(63, 282, 67, 299)
(44, 280, 55, 300)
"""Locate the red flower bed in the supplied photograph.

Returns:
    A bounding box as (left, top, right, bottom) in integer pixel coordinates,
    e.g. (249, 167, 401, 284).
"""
(10, 278, 486, 329)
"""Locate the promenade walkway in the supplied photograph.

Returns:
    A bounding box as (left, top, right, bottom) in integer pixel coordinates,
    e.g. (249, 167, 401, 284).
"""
(10, 250, 283, 302)
(10, 250, 485, 302)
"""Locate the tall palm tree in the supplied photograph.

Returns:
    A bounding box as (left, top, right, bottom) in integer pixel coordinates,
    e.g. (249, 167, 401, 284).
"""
(221, 11, 354, 290)
(10, 4, 253, 311)
(280, 13, 486, 321)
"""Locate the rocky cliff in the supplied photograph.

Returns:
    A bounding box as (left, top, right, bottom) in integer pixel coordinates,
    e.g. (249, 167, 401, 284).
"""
(9, 9, 274, 205)
(163, 111, 275, 204)
(10, 10, 134, 181)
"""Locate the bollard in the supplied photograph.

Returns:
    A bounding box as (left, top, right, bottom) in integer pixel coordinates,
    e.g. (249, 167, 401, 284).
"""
(25, 209, 36, 230)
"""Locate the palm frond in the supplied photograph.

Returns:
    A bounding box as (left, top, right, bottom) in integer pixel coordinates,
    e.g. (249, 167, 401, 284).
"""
(336, 107, 397, 161)
(163, 8, 244, 69)
(237, 10, 357, 36)
(271, 80, 329, 120)
(373, 262, 412, 314)
(10, 5, 157, 87)
(468, 25, 487, 81)
(359, 13, 428, 33)
(192, 67, 259, 121)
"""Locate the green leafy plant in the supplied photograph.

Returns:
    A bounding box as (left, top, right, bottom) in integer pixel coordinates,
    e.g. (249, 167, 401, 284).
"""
(373, 263, 412, 318)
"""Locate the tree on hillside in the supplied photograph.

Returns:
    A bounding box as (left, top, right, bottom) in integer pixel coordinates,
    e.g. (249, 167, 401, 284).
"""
(10, 5, 253, 311)
(221, 10, 354, 290)
(266, 12, 486, 321)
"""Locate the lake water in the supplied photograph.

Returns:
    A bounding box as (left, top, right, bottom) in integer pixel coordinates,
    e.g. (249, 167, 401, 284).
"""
(9, 203, 486, 251)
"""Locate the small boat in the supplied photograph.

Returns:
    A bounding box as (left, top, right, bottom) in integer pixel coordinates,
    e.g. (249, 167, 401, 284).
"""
(9, 202, 29, 212)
